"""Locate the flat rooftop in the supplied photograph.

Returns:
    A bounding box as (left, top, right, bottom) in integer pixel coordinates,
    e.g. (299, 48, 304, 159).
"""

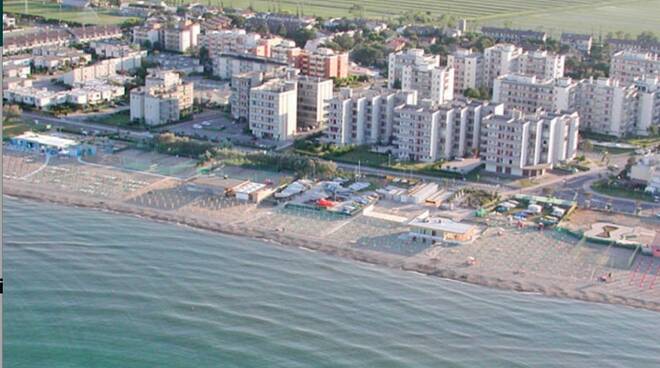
(409, 216, 476, 234)
(13, 132, 79, 148)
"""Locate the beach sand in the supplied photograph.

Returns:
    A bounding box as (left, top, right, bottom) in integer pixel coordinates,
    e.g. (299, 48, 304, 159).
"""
(4, 151, 660, 312)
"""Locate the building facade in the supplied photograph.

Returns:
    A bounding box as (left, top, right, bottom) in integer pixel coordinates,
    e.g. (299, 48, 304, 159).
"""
(130, 69, 194, 126)
(249, 79, 298, 141)
(296, 76, 334, 129)
(492, 74, 577, 114)
(447, 48, 483, 94)
(610, 51, 660, 86)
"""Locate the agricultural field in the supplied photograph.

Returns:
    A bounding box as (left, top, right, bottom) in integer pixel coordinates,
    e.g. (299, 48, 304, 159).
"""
(3, 0, 137, 25)
(205, 0, 658, 36)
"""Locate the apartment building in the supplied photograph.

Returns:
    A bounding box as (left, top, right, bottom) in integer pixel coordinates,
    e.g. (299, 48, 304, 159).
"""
(68, 25, 122, 44)
(560, 33, 593, 55)
(162, 21, 200, 53)
(133, 23, 162, 46)
(200, 29, 267, 58)
(575, 77, 638, 137)
(297, 47, 349, 79)
(492, 74, 577, 113)
(480, 110, 579, 177)
(481, 27, 548, 44)
(635, 77, 660, 135)
(3, 29, 71, 55)
(60, 60, 117, 86)
(393, 101, 457, 162)
(213, 53, 288, 79)
(483, 44, 524, 88)
(130, 69, 194, 126)
(607, 38, 660, 55)
(296, 76, 334, 129)
(446, 48, 484, 94)
(32, 47, 92, 71)
(514, 50, 565, 80)
(91, 40, 137, 58)
(610, 51, 660, 85)
(4, 82, 124, 108)
(445, 100, 505, 158)
(388, 49, 440, 88)
(249, 79, 298, 141)
(388, 49, 454, 104)
(323, 88, 417, 146)
(271, 40, 303, 64)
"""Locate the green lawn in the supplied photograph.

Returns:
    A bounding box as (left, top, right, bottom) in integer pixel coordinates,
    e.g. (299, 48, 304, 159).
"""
(4, 1, 137, 25)
(591, 179, 654, 202)
(91, 110, 145, 130)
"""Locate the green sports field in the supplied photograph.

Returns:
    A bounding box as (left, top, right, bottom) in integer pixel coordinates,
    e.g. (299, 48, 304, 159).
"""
(3, 0, 137, 25)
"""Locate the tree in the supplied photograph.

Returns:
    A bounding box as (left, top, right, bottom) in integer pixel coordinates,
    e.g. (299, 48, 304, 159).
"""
(464, 88, 481, 99)
(3, 104, 22, 121)
(637, 31, 658, 43)
(291, 28, 316, 47)
(276, 24, 288, 37)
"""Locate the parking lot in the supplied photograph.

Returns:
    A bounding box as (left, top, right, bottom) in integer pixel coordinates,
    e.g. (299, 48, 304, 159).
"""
(162, 112, 255, 146)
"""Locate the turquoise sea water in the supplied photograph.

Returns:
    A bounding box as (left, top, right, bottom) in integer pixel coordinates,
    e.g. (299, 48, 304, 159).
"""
(3, 197, 660, 367)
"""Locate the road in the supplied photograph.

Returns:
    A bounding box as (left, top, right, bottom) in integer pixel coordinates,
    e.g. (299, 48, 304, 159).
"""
(23, 111, 153, 140)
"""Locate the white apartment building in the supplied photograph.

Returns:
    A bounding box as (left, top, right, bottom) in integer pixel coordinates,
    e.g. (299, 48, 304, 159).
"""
(447, 48, 483, 94)
(480, 110, 580, 177)
(60, 60, 117, 86)
(132, 23, 162, 46)
(213, 53, 288, 79)
(635, 77, 660, 135)
(388, 49, 440, 88)
(483, 44, 523, 88)
(514, 50, 565, 81)
(32, 47, 92, 71)
(162, 21, 200, 53)
(393, 101, 457, 162)
(271, 39, 302, 64)
(249, 79, 298, 141)
(575, 77, 638, 137)
(4, 82, 124, 108)
(200, 29, 264, 58)
(610, 51, 660, 86)
(492, 74, 577, 113)
(445, 100, 505, 158)
(130, 69, 194, 126)
(323, 88, 417, 146)
(297, 76, 334, 129)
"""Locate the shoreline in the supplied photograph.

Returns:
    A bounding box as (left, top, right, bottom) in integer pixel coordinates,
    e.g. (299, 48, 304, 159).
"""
(5, 186, 660, 313)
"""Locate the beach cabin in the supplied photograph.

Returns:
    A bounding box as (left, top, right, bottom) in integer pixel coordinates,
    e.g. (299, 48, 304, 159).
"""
(9, 132, 95, 157)
(409, 213, 478, 244)
(233, 181, 273, 203)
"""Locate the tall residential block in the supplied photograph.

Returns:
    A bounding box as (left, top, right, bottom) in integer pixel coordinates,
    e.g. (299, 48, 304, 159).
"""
(492, 74, 577, 114)
(297, 47, 349, 79)
(130, 69, 194, 126)
(388, 49, 454, 104)
(636, 77, 660, 135)
(610, 51, 660, 86)
(323, 88, 417, 146)
(480, 110, 580, 177)
(483, 44, 523, 88)
(575, 77, 638, 137)
(447, 48, 484, 94)
(296, 76, 334, 129)
(249, 79, 298, 141)
(514, 50, 565, 81)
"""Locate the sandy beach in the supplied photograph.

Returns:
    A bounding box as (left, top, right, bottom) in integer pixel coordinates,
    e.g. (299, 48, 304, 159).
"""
(4, 150, 660, 312)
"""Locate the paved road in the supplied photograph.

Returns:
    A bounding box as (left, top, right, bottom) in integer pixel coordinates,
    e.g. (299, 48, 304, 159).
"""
(23, 111, 153, 140)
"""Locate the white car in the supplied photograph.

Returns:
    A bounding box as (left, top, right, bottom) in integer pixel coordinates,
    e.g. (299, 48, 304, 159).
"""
(193, 124, 202, 129)
(201, 121, 211, 126)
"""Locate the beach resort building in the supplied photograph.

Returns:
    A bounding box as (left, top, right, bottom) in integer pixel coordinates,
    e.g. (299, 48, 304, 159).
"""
(8, 132, 95, 157)
(409, 213, 479, 244)
(393, 101, 457, 162)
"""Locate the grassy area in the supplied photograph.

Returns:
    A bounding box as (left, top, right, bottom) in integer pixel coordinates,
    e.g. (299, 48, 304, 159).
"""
(91, 110, 145, 130)
(4, 1, 137, 25)
(592, 179, 654, 202)
(2, 119, 34, 140)
(175, 0, 657, 36)
(627, 136, 660, 148)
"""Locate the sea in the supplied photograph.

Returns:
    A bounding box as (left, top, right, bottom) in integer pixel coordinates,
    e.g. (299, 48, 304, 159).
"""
(3, 197, 660, 367)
